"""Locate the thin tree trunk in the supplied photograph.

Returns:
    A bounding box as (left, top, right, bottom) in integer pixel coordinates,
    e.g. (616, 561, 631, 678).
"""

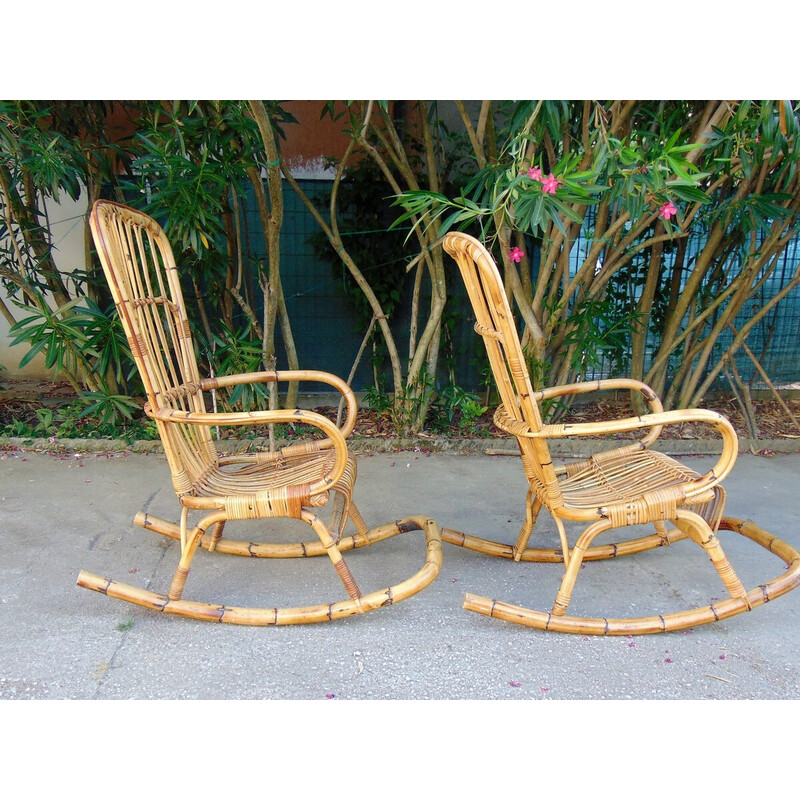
(630, 237, 663, 412)
(247, 101, 300, 409)
(280, 130, 404, 398)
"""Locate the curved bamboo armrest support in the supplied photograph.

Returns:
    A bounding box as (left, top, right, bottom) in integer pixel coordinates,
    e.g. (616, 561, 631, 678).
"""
(533, 378, 665, 447)
(528, 408, 738, 498)
(148, 404, 350, 496)
(199, 369, 358, 439)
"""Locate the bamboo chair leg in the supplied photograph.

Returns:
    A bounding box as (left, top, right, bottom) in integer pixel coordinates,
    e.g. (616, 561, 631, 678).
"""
(554, 517, 571, 570)
(513, 491, 541, 562)
(168, 508, 195, 601)
(551, 511, 750, 619)
(326, 487, 371, 548)
(302, 509, 364, 611)
(168, 510, 227, 601)
(348, 501, 371, 546)
(550, 519, 613, 617)
(208, 521, 226, 552)
(653, 520, 671, 547)
(674, 509, 751, 609)
(327, 489, 349, 542)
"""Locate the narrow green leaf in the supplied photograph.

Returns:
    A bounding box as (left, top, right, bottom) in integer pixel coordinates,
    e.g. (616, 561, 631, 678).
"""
(17, 338, 48, 368)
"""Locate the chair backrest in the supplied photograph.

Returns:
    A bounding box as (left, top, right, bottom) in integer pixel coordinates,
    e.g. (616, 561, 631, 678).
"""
(89, 200, 217, 495)
(442, 232, 563, 508)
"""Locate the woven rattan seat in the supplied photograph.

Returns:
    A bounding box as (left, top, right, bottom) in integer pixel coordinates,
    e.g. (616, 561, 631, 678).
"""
(557, 447, 721, 520)
(186, 450, 349, 506)
(442, 231, 800, 635)
(76, 200, 442, 625)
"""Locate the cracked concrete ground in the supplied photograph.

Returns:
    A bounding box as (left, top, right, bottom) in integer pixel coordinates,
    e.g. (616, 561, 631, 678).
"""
(2, 446, 798, 702)
(4, 445, 797, 794)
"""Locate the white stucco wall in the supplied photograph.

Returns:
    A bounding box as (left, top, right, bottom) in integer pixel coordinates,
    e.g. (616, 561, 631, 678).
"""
(0, 191, 89, 379)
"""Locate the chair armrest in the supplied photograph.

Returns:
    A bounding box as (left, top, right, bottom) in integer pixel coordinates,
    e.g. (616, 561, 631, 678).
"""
(533, 378, 665, 447)
(533, 408, 738, 497)
(534, 378, 662, 405)
(199, 369, 358, 438)
(147, 405, 350, 496)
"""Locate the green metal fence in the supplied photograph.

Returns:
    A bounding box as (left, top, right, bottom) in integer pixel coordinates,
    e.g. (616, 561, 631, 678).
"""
(240, 180, 800, 394)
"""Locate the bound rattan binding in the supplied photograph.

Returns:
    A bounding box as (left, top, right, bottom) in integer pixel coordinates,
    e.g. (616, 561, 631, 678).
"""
(442, 231, 800, 635)
(77, 200, 442, 625)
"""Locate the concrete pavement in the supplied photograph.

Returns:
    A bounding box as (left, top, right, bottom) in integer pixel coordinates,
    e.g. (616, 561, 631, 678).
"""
(2, 445, 799, 701)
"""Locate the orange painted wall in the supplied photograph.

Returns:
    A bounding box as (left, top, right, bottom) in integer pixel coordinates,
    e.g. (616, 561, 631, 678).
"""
(280, 100, 352, 171)
(103, 100, 355, 176)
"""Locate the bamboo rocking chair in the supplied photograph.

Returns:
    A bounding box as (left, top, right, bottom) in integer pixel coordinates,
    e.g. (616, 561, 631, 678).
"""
(76, 200, 442, 625)
(442, 232, 800, 635)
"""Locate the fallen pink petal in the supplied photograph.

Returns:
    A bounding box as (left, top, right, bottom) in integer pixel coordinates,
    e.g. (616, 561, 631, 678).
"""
(509, 681, 521, 687)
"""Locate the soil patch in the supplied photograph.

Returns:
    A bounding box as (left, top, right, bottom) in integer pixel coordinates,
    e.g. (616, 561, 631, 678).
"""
(2, 379, 800, 443)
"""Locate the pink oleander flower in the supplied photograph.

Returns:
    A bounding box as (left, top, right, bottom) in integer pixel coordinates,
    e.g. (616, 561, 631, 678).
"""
(509, 246, 525, 263)
(659, 201, 678, 220)
(541, 173, 559, 194)
(528, 166, 542, 181)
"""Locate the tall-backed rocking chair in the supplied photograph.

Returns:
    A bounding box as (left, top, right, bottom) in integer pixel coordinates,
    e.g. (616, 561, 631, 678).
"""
(77, 200, 442, 625)
(442, 232, 800, 635)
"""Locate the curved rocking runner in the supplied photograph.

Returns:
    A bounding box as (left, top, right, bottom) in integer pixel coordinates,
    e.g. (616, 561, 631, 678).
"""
(77, 516, 442, 626)
(442, 232, 800, 635)
(79, 201, 442, 625)
(456, 517, 800, 635)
